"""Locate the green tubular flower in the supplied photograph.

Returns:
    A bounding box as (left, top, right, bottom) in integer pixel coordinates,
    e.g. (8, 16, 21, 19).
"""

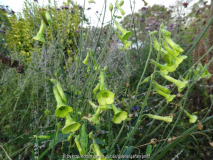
(163, 36, 184, 56)
(45, 11, 53, 26)
(109, 3, 113, 11)
(153, 81, 171, 94)
(154, 87, 176, 103)
(92, 138, 106, 160)
(93, 83, 100, 94)
(183, 109, 198, 123)
(195, 63, 211, 79)
(75, 136, 84, 155)
(160, 72, 188, 92)
(34, 135, 50, 139)
(99, 70, 105, 90)
(151, 60, 177, 74)
(89, 100, 98, 109)
(33, 20, 46, 43)
(153, 36, 173, 65)
(115, 21, 132, 40)
(50, 79, 67, 104)
(162, 39, 175, 57)
(161, 28, 171, 37)
(83, 52, 89, 65)
(88, 107, 101, 125)
(62, 114, 81, 134)
(147, 114, 173, 123)
(116, 3, 125, 15)
(53, 87, 73, 117)
(96, 90, 114, 105)
(112, 104, 127, 124)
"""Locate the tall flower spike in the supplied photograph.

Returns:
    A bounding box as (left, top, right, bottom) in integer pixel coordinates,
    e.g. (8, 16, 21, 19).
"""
(96, 90, 114, 105)
(112, 104, 127, 124)
(62, 114, 81, 134)
(147, 114, 173, 123)
(116, 2, 125, 15)
(33, 20, 46, 43)
(183, 109, 197, 123)
(83, 52, 89, 65)
(115, 21, 132, 40)
(53, 87, 73, 117)
(153, 81, 171, 94)
(50, 79, 67, 104)
(88, 107, 101, 125)
(154, 87, 176, 103)
(160, 72, 188, 92)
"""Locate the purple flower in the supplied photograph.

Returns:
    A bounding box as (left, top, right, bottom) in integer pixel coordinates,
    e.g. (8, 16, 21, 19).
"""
(57, 8, 60, 10)
(140, 18, 144, 21)
(183, 2, 189, 8)
(116, 104, 121, 108)
(87, 7, 91, 10)
(96, 11, 98, 13)
(70, 10, 74, 13)
(132, 106, 139, 112)
(78, 6, 82, 10)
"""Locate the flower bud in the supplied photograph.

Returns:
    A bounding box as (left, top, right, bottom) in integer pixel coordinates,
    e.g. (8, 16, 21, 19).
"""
(109, 3, 113, 11)
(120, 0, 124, 6)
(197, 121, 203, 130)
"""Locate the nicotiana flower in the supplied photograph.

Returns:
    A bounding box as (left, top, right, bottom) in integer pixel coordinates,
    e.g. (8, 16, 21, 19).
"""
(154, 87, 176, 103)
(112, 104, 127, 124)
(62, 114, 81, 134)
(160, 72, 188, 92)
(183, 109, 197, 123)
(88, 107, 101, 125)
(96, 90, 114, 105)
(147, 114, 173, 123)
(53, 87, 73, 117)
(33, 20, 46, 43)
(116, 2, 125, 15)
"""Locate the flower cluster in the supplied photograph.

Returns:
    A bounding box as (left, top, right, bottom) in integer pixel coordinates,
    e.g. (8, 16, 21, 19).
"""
(50, 79, 81, 134)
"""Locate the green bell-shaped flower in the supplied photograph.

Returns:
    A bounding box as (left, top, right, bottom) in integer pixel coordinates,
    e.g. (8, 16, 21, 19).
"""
(183, 109, 197, 123)
(88, 107, 101, 125)
(115, 21, 132, 40)
(147, 114, 173, 123)
(153, 81, 171, 94)
(53, 87, 73, 117)
(96, 90, 114, 105)
(115, 3, 125, 15)
(154, 87, 175, 103)
(160, 72, 188, 92)
(112, 104, 127, 124)
(62, 114, 81, 134)
(33, 20, 46, 43)
(83, 52, 89, 65)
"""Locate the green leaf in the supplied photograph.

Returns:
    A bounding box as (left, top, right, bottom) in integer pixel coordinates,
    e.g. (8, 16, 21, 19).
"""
(80, 124, 88, 154)
(121, 146, 134, 160)
(146, 144, 152, 156)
